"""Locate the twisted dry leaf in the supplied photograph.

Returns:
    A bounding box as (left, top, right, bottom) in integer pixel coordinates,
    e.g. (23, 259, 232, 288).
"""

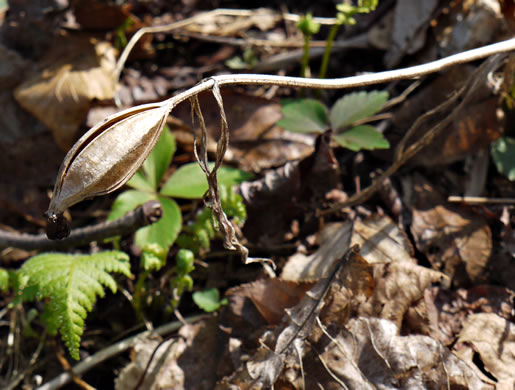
(46, 103, 171, 239)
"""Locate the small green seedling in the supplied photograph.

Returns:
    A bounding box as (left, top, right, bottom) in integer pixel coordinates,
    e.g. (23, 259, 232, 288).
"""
(108, 126, 252, 258)
(192, 287, 228, 313)
(319, 0, 378, 79)
(277, 90, 390, 151)
(170, 248, 195, 309)
(225, 47, 259, 70)
(176, 184, 247, 254)
(297, 13, 320, 79)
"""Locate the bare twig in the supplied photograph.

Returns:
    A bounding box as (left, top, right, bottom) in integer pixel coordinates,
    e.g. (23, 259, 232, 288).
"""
(115, 8, 341, 84)
(156, 38, 515, 112)
(0, 201, 162, 251)
(447, 196, 515, 204)
(37, 314, 208, 390)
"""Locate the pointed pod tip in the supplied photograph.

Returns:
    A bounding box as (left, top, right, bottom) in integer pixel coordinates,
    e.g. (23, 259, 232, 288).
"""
(45, 212, 71, 240)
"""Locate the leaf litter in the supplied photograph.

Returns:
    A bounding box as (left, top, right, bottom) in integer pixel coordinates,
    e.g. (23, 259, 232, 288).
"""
(1, 2, 515, 390)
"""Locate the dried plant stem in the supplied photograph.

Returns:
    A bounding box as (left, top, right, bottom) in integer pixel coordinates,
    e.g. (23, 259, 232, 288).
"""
(0, 201, 162, 251)
(115, 8, 339, 84)
(159, 37, 515, 112)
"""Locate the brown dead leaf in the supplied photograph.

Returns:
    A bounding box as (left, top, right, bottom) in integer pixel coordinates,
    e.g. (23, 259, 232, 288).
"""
(170, 90, 314, 172)
(0, 44, 29, 89)
(72, 0, 131, 30)
(434, 0, 505, 58)
(424, 286, 515, 346)
(282, 215, 415, 281)
(309, 317, 494, 389)
(409, 175, 492, 286)
(390, 66, 502, 167)
(319, 250, 374, 326)
(352, 214, 415, 264)
(240, 130, 338, 245)
(226, 279, 314, 325)
(220, 246, 368, 389)
(185, 8, 280, 36)
(455, 313, 515, 389)
(384, 0, 439, 67)
(360, 261, 446, 329)
(281, 221, 353, 281)
(115, 318, 218, 390)
(14, 34, 117, 150)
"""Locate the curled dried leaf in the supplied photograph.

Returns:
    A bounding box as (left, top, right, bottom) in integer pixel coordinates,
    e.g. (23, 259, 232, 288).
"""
(46, 103, 172, 239)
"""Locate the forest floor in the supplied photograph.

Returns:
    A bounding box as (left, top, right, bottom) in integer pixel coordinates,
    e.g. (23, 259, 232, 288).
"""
(0, 1, 515, 389)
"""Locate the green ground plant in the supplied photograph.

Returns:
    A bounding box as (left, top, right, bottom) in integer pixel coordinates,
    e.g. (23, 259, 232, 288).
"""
(277, 90, 390, 151)
(1, 251, 131, 360)
(192, 287, 228, 312)
(107, 126, 252, 258)
(319, 0, 378, 79)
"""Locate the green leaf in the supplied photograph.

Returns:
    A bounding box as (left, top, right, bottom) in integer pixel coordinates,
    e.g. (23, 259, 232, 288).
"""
(329, 90, 388, 130)
(0, 268, 8, 293)
(332, 125, 390, 151)
(108, 190, 157, 222)
(491, 136, 515, 181)
(277, 99, 329, 134)
(297, 13, 320, 35)
(126, 171, 155, 192)
(160, 163, 253, 199)
(140, 243, 168, 272)
(143, 128, 176, 189)
(135, 196, 181, 250)
(19, 251, 131, 360)
(192, 288, 226, 312)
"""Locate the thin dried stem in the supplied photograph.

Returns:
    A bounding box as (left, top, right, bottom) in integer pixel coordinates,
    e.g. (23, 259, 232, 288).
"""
(159, 38, 515, 112)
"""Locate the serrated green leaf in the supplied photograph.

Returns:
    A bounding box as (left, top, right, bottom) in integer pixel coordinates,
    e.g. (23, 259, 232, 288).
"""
(135, 196, 181, 249)
(491, 136, 515, 181)
(277, 99, 329, 134)
(160, 163, 253, 199)
(329, 90, 388, 130)
(192, 288, 223, 312)
(332, 125, 390, 151)
(108, 190, 157, 221)
(19, 251, 131, 360)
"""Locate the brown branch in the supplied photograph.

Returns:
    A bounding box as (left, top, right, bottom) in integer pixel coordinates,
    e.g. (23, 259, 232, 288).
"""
(0, 201, 162, 251)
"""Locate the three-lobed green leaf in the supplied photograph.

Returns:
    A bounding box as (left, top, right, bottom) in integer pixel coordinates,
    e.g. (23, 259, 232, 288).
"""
(277, 91, 389, 152)
(332, 125, 390, 151)
(20, 251, 131, 359)
(329, 90, 388, 130)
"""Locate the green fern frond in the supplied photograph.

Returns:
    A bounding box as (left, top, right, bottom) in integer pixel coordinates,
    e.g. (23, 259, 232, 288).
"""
(20, 251, 131, 359)
(0, 268, 8, 293)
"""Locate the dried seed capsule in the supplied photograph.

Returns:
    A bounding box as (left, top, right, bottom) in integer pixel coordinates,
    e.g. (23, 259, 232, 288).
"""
(46, 102, 171, 239)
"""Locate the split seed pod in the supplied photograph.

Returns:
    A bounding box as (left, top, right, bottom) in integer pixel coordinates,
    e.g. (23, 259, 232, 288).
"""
(46, 102, 172, 239)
